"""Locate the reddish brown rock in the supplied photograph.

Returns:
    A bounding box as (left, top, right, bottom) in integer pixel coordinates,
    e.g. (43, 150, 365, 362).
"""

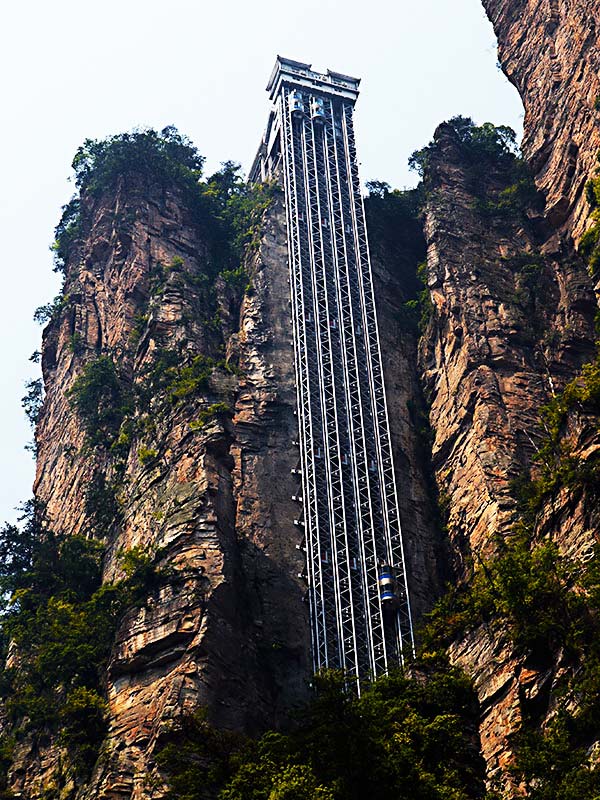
(483, 0, 600, 241)
(8, 176, 310, 797)
(6, 2, 600, 794)
(416, 1, 600, 781)
(419, 124, 596, 567)
(14, 169, 444, 797)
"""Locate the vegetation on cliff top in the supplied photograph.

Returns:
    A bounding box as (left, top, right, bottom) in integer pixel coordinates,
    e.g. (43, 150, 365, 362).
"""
(71, 127, 205, 195)
(51, 127, 276, 280)
(38, 130, 272, 488)
(409, 116, 540, 220)
(408, 116, 520, 176)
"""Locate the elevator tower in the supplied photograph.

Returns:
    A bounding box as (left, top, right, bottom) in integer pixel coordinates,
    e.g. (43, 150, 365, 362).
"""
(250, 57, 414, 688)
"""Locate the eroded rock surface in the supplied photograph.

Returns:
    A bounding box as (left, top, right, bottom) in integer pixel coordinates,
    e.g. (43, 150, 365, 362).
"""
(420, 124, 596, 567)
(483, 0, 600, 239)
(15, 167, 444, 797)
(7, 2, 600, 795)
(417, 0, 600, 780)
(15, 178, 312, 797)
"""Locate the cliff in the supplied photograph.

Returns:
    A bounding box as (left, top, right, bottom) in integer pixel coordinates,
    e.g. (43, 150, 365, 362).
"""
(417, 120, 598, 786)
(1, 0, 600, 796)
(9, 158, 313, 796)
(416, 0, 600, 787)
(483, 0, 600, 239)
(1, 134, 445, 796)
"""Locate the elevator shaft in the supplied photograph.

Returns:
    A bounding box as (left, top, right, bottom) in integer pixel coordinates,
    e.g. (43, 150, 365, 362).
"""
(251, 58, 414, 689)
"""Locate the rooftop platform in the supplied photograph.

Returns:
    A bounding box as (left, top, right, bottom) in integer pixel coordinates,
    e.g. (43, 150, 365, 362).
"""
(266, 55, 361, 102)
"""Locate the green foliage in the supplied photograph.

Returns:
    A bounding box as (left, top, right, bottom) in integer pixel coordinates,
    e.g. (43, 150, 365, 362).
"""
(33, 293, 69, 325)
(364, 182, 424, 265)
(388, 261, 433, 335)
(202, 161, 277, 266)
(130, 312, 149, 346)
(165, 354, 218, 403)
(585, 179, 597, 208)
(135, 348, 182, 409)
(523, 354, 600, 508)
(221, 761, 334, 800)
(135, 349, 227, 413)
(71, 126, 205, 196)
(472, 179, 540, 220)
(68, 332, 84, 354)
(169, 255, 185, 270)
(422, 526, 578, 656)
(416, 261, 434, 332)
(156, 710, 244, 800)
(423, 521, 600, 798)
(394, 298, 421, 333)
(68, 355, 132, 448)
(138, 446, 158, 465)
(499, 250, 552, 343)
(118, 545, 165, 597)
(0, 500, 62, 611)
(21, 378, 44, 427)
(512, 714, 600, 800)
(84, 471, 122, 535)
(51, 196, 81, 274)
(0, 734, 14, 797)
(158, 662, 486, 800)
(564, 357, 600, 409)
(58, 687, 108, 773)
(0, 504, 163, 779)
(579, 167, 600, 276)
(66, 135, 273, 287)
(189, 403, 232, 431)
(506, 251, 544, 290)
(409, 116, 519, 177)
(409, 117, 538, 220)
(364, 182, 428, 335)
(220, 264, 249, 293)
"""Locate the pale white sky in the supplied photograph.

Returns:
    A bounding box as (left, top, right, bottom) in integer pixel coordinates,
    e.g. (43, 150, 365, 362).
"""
(0, 0, 523, 524)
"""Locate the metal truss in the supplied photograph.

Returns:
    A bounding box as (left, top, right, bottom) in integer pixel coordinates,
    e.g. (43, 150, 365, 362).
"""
(262, 71, 414, 692)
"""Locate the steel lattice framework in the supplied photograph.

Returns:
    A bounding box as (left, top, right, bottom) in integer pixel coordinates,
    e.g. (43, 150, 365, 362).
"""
(251, 57, 414, 689)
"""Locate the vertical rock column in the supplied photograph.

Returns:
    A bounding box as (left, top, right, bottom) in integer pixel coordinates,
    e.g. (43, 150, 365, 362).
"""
(418, 123, 596, 781)
(26, 173, 311, 799)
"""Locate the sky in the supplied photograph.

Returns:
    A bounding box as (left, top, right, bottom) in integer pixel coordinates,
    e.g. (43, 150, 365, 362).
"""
(0, 0, 523, 525)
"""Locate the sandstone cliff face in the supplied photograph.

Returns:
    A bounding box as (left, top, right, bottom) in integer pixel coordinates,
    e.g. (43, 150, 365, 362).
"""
(420, 125, 596, 567)
(9, 1, 600, 795)
(15, 165, 445, 797)
(483, 0, 600, 239)
(17, 178, 313, 798)
(416, 124, 597, 782)
(368, 205, 447, 617)
(416, 0, 600, 781)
